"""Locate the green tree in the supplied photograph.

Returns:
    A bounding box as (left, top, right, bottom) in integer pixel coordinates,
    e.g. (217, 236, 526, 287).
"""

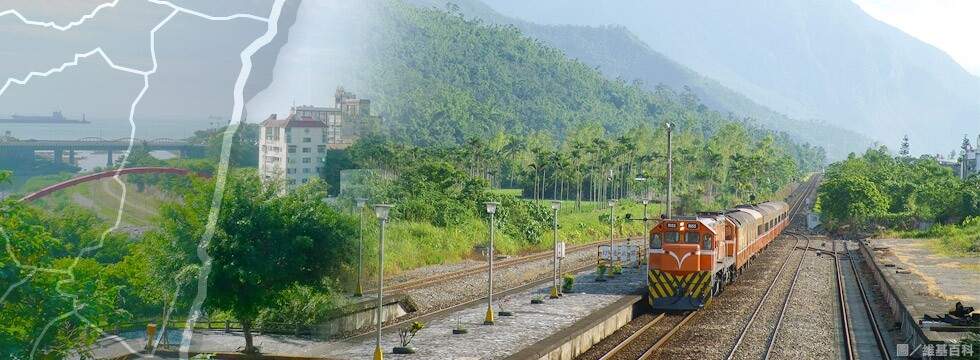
(200, 170, 355, 353)
(818, 175, 889, 226)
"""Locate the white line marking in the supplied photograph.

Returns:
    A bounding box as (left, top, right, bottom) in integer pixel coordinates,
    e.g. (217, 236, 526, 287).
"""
(0, 1, 280, 357)
(0, 1, 120, 31)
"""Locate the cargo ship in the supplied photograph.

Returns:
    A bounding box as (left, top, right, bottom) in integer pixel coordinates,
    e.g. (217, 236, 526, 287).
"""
(0, 111, 91, 124)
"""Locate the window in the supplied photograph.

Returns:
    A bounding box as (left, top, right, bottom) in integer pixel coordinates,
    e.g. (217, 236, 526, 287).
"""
(302, 147, 311, 153)
(288, 146, 296, 154)
(758, 225, 763, 235)
(322, 135, 328, 143)
(286, 168, 296, 174)
(302, 178, 308, 184)
(685, 232, 700, 244)
(302, 158, 311, 164)
(664, 231, 679, 243)
(317, 145, 326, 153)
(286, 135, 292, 143)
(651, 233, 662, 248)
(303, 168, 310, 174)
(703, 234, 713, 250)
(288, 158, 296, 164)
(303, 137, 312, 143)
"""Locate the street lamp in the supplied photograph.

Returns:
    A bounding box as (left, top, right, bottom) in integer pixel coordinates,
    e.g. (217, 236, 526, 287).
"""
(484, 201, 501, 325)
(372, 204, 394, 360)
(665, 123, 675, 218)
(354, 198, 368, 297)
(550, 200, 561, 299)
(608, 199, 616, 276)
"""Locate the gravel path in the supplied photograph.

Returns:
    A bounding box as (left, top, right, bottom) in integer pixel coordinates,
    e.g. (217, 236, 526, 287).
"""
(769, 237, 837, 359)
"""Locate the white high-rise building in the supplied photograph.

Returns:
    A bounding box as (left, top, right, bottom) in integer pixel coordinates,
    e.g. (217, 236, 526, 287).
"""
(259, 113, 329, 188)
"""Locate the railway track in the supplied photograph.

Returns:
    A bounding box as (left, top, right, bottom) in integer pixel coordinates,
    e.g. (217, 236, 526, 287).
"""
(588, 175, 820, 360)
(724, 233, 809, 360)
(834, 241, 892, 360)
(367, 238, 630, 294)
(346, 254, 602, 342)
(723, 175, 819, 359)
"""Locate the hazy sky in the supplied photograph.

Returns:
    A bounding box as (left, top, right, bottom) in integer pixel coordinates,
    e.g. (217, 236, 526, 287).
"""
(852, 0, 980, 76)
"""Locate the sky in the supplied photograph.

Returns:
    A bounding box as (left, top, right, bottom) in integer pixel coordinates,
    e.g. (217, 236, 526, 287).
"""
(851, 0, 980, 76)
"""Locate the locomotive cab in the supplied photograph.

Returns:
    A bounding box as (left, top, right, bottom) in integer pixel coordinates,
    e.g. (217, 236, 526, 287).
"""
(648, 216, 725, 310)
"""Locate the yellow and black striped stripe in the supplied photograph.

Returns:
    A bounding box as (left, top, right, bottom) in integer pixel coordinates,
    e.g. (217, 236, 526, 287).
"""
(648, 270, 714, 309)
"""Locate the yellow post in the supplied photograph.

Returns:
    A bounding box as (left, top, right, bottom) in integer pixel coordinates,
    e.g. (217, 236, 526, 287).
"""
(484, 306, 495, 325)
(145, 323, 157, 350)
(374, 345, 383, 360)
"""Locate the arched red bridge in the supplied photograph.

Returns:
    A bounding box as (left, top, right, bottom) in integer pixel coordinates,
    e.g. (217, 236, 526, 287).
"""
(18, 167, 212, 202)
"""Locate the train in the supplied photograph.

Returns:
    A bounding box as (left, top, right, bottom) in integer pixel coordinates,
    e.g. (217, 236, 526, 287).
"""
(647, 201, 790, 310)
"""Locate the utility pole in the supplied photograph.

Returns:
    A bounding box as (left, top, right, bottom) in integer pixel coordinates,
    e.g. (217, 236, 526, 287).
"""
(665, 123, 675, 218)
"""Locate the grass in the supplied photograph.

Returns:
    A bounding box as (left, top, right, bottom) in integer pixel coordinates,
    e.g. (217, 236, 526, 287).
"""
(885, 218, 980, 258)
(490, 188, 522, 197)
(350, 198, 654, 279)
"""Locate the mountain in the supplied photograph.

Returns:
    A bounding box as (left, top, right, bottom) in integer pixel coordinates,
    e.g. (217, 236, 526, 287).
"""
(343, 0, 824, 169)
(473, 0, 980, 155)
(406, 0, 870, 160)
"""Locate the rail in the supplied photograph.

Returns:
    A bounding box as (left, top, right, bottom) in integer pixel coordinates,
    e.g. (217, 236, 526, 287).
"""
(845, 243, 892, 359)
(597, 313, 666, 360)
(834, 241, 856, 360)
(637, 312, 698, 359)
(762, 232, 812, 359)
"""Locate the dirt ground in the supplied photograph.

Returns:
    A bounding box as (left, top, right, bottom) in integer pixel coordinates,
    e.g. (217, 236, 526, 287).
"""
(867, 238, 980, 304)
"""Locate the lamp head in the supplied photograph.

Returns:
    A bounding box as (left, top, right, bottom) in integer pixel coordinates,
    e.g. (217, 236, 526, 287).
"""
(484, 201, 501, 215)
(551, 200, 561, 211)
(372, 204, 394, 220)
(355, 198, 368, 208)
(608, 199, 617, 207)
(642, 199, 649, 205)
(665, 123, 675, 132)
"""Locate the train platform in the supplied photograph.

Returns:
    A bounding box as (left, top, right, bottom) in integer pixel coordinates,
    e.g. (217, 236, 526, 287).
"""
(312, 265, 647, 360)
(860, 238, 980, 356)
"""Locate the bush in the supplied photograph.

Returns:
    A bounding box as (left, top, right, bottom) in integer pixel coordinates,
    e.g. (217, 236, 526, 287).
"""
(562, 273, 575, 292)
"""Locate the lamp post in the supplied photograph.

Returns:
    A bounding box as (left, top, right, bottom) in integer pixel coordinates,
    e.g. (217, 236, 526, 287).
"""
(608, 199, 616, 275)
(372, 204, 394, 360)
(484, 201, 501, 325)
(665, 123, 675, 218)
(550, 200, 561, 299)
(354, 198, 368, 297)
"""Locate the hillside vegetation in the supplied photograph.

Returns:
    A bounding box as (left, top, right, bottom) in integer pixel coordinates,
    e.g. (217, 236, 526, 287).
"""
(355, 0, 825, 168)
(407, 0, 870, 160)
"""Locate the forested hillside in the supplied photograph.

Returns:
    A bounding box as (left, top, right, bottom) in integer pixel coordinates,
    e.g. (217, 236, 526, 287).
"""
(476, 0, 980, 154)
(354, 1, 824, 170)
(406, 0, 870, 160)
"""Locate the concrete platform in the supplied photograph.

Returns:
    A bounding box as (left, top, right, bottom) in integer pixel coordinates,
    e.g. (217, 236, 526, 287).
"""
(860, 239, 980, 357)
(311, 266, 647, 360)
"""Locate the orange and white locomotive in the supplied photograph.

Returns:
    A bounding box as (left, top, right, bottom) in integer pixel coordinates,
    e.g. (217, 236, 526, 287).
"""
(647, 201, 789, 310)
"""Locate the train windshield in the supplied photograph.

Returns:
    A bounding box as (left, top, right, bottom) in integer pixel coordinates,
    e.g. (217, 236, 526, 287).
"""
(664, 231, 679, 243)
(685, 232, 700, 244)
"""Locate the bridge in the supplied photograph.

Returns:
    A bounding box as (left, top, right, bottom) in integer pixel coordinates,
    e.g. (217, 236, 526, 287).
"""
(0, 137, 207, 166)
(18, 167, 212, 202)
